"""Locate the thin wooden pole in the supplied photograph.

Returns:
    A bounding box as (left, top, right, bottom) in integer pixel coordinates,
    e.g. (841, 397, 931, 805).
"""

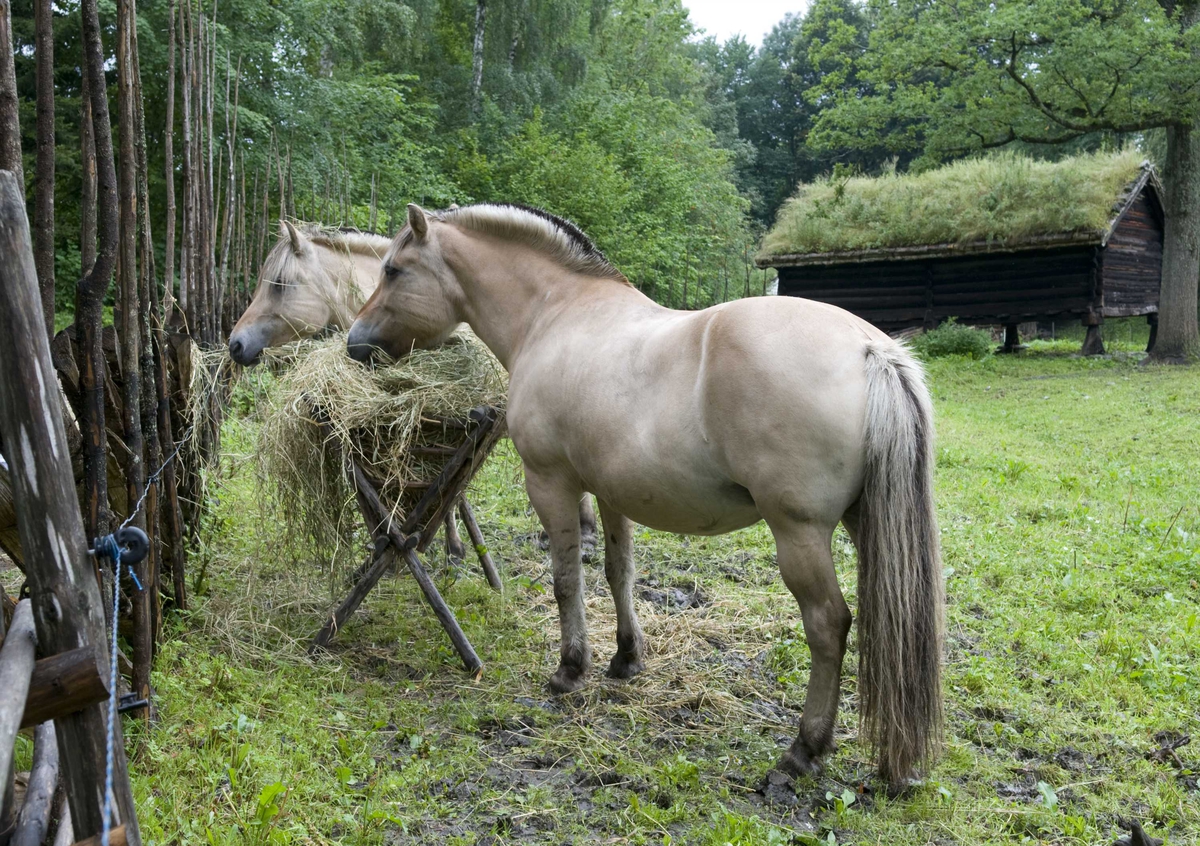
(78, 0, 121, 543)
(116, 0, 151, 712)
(0, 0, 24, 184)
(130, 1, 163, 650)
(33, 0, 55, 338)
(0, 173, 142, 841)
(163, 0, 178, 314)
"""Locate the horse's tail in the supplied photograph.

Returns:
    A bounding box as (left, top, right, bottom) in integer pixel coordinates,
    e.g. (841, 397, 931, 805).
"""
(857, 339, 944, 784)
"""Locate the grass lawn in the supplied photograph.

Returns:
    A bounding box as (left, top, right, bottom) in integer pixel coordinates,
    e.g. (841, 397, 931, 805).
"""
(129, 345, 1199, 845)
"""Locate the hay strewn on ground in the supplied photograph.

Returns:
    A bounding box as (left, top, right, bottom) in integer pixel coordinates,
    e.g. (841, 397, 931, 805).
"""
(257, 330, 507, 565)
(759, 148, 1146, 259)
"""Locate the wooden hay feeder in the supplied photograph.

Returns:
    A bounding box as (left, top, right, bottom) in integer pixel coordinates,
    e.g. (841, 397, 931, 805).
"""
(308, 402, 505, 676)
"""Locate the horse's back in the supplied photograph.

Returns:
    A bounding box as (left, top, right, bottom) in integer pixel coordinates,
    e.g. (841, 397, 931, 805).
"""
(510, 291, 881, 532)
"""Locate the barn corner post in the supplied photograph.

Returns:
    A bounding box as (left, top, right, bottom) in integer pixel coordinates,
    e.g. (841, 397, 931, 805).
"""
(0, 172, 143, 844)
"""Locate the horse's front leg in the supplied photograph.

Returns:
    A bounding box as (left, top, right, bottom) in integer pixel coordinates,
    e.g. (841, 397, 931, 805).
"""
(597, 498, 645, 679)
(525, 467, 590, 693)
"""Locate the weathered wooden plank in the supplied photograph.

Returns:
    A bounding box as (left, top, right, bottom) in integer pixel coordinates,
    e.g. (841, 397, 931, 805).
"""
(0, 170, 141, 843)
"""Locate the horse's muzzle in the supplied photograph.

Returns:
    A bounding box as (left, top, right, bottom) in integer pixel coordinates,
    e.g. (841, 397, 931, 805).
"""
(228, 332, 262, 367)
(346, 322, 376, 363)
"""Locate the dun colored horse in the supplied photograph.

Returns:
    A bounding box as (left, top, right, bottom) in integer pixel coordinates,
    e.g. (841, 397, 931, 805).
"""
(347, 203, 944, 785)
(228, 220, 390, 366)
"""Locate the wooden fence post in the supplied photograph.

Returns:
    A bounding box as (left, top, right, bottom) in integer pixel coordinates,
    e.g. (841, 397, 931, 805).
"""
(0, 171, 142, 844)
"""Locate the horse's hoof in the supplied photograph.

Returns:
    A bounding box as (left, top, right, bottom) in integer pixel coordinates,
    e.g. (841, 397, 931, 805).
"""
(606, 652, 645, 680)
(580, 535, 598, 563)
(548, 664, 588, 694)
(777, 748, 823, 780)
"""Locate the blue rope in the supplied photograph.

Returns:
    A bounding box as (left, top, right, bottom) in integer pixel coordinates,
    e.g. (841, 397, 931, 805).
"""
(91, 419, 196, 845)
(101, 550, 121, 846)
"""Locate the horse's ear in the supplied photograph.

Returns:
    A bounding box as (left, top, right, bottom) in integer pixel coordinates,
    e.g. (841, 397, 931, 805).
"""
(282, 219, 304, 255)
(448, 202, 459, 210)
(407, 204, 428, 239)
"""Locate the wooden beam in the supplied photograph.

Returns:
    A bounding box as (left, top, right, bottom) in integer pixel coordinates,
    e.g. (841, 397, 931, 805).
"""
(0, 171, 141, 844)
(21, 647, 109, 729)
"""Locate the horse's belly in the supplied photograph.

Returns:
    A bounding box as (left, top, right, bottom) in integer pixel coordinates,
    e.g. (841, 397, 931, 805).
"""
(587, 473, 762, 536)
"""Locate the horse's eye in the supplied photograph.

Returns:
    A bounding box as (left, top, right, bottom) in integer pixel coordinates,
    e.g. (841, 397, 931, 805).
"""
(383, 264, 400, 281)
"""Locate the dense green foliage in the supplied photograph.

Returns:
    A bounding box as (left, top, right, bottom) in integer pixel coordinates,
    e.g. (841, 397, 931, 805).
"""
(7, 0, 778, 311)
(80, 342, 1198, 844)
(908, 319, 994, 361)
(760, 148, 1144, 257)
(811, 0, 1199, 162)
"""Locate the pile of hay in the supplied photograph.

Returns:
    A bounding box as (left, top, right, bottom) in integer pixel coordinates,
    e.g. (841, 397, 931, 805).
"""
(257, 330, 507, 564)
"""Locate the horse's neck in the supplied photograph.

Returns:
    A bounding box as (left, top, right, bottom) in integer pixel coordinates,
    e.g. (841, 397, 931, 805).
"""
(450, 234, 628, 371)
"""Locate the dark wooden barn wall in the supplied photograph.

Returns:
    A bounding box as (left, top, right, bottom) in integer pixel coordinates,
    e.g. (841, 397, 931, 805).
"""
(1100, 195, 1163, 318)
(777, 246, 1099, 331)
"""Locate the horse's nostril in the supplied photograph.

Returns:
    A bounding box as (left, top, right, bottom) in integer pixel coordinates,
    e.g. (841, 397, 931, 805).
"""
(229, 338, 244, 359)
(347, 341, 373, 363)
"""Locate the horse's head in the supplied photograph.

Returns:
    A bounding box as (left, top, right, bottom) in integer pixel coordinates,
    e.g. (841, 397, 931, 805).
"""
(347, 204, 461, 362)
(228, 220, 346, 366)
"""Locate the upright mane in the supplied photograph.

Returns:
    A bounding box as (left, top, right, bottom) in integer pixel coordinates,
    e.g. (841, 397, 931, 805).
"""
(301, 224, 392, 259)
(437, 203, 628, 283)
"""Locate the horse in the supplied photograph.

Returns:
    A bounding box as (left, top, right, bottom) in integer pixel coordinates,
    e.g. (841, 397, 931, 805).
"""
(346, 202, 944, 786)
(228, 220, 391, 367)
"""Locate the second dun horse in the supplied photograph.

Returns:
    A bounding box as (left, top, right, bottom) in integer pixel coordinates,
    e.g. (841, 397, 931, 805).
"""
(346, 202, 944, 787)
(228, 220, 389, 367)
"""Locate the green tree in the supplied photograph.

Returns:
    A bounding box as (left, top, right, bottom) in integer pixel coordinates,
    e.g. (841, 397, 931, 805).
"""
(814, 0, 1200, 361)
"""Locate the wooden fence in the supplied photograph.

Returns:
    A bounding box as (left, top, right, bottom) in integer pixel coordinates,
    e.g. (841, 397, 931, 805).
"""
(0, 171, 141, 844)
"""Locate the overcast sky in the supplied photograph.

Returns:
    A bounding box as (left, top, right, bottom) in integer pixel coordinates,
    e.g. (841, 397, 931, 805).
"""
(682, 0, 808, 47)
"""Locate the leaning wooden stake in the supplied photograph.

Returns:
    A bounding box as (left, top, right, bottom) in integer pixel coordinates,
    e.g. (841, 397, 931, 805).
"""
(11, 721, 59, 846)
(458, 498, 501, 591)
(0, 170, 142, 843)
(0, 597, 36, 830)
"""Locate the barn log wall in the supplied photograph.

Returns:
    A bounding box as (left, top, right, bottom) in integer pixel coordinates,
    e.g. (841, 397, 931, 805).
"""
(778, 245, 1100, 331)
(772, 180, 1165, 336)
(1100, 194, 1164, 318)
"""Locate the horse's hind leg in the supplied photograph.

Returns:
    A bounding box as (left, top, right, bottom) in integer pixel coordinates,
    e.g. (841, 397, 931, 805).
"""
(597, 498, 644, 679)
(524, 467, 591, 693)
(769, 520, 852, 777)
(580, 494, 599, 558)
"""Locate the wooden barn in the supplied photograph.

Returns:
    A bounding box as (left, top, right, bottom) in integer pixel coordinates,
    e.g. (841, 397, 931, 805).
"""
(756, 151, 1164, 354)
